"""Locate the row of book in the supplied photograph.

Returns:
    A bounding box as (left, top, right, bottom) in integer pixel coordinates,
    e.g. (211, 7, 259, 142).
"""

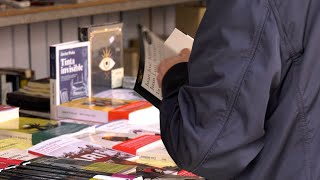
(0, 22, 202, 179)
(0, 116, 203, 179)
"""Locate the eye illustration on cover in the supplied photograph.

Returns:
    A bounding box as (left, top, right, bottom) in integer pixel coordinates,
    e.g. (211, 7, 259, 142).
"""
(99, 48, 115, 72)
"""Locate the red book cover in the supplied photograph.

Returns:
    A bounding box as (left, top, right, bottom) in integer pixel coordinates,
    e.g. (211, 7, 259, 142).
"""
(0, 157, 24, 169)
(112, 135, 161, 155)
(108, 101, 152, 121)
(178, 169, 199, 177)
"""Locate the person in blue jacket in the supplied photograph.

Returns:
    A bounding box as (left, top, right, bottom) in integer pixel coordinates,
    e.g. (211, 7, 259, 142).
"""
(157, 0, 319, 179)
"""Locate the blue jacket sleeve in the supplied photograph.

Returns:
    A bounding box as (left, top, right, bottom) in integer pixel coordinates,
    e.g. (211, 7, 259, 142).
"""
(160, 0, 283, 179)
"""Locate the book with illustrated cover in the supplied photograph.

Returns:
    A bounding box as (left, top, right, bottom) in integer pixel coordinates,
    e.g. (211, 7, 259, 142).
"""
(0, 117, 89, 145)
(50, 41, 91, 119)
(57, 97, 153, 123)
(28, 136, 135, 162)
(79, 23, 124, 93)
(70, 120, 160, 151)
(134, 25, 194, 108)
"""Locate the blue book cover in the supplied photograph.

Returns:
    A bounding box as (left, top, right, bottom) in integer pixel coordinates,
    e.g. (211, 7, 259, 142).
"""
(50, 41, 91, 119)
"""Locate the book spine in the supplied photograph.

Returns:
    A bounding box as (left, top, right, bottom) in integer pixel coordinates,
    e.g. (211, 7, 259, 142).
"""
(0, 74, 6, 104)
(87, 42, 92, 98)
(50, 46, 58, 119)
(0, 131, 32, 144)
(57, 105, 108, 123)
(137, 152, 173, 162)
(108, 101, 151, 121)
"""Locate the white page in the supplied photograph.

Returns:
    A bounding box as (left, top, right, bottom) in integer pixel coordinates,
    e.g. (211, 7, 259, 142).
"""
(140, 28, 194, 101)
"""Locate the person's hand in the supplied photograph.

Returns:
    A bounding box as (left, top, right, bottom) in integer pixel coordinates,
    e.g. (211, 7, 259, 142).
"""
(157, 48, 191, 87)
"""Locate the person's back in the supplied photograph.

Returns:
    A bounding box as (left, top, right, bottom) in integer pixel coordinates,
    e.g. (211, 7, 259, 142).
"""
(159, 0, 320, 179)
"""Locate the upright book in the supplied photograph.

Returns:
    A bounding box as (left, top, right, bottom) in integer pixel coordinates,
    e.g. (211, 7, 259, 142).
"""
(134, 26, 194, 108)
(50, 41, 91, 119)
(79, 23, 124, 93)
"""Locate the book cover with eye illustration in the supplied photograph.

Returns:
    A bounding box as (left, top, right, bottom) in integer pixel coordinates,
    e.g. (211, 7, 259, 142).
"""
(50, 41, 91, 119)
(79, 23, 124, 94)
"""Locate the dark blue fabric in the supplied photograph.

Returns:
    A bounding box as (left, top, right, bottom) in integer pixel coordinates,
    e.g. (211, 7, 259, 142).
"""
(160, 0, 319, 179)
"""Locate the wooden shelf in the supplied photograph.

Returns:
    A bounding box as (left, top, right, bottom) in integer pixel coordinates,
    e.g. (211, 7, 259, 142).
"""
(0, 0, 198, 27)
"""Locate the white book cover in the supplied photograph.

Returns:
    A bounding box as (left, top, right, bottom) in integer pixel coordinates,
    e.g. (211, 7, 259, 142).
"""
(96, 120, 160, 135)
(28, 135, 135, 162)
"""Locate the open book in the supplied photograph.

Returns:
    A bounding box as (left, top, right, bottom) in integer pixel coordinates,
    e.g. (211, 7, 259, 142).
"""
(134, 25, 194, 108)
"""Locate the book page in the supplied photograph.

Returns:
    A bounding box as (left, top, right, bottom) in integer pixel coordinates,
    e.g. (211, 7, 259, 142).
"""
(136, 27, 194, 108)
(140, 27, 171, 101)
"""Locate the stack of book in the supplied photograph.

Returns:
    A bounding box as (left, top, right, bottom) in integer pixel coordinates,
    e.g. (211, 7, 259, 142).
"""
(0, 67, 35, 105)
(6, 78, 50, 119)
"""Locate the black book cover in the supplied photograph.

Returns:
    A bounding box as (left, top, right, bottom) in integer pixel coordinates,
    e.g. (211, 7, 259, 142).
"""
(6, 91, 50, 112)
(134, 25, 162, 109)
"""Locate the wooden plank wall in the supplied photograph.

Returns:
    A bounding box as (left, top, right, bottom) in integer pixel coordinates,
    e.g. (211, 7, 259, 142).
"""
(0, 6, 175, 79)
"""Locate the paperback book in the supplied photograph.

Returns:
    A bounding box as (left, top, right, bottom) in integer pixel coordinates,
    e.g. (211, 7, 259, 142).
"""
(0, 117, 89, 145)
(57, 97, 153, 123)
(28, 136, 135, 162)
(50, 41, 91, 119)
(0, 138, 38, 161)
(134, 25, 194, 108)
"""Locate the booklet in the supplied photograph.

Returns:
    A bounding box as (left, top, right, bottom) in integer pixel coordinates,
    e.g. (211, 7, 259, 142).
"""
(134, 25, 193, 108)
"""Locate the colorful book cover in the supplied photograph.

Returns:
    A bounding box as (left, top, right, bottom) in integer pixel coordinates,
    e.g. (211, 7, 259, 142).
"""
(50, 41, 91, 119)
(112, 135, 162, 155)
(28, 136, 135, 162)
(57, 97, 151, 123)
(71, 131, 135, 149)
(79, 23, 124, 93)
(27, 156, 176, 179)
(0, 117, 89, 145)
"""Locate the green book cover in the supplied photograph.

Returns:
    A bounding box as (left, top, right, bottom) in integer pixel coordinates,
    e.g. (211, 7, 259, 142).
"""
(0, 117, 89, 145)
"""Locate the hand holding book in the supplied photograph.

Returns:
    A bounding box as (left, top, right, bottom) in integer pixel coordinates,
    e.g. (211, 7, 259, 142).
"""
(157, 48, 191, 88)
(134, 26, 194, 108)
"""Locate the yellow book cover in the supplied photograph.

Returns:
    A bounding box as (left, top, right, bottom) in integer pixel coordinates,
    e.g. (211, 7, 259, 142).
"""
(0, 138, 38, 161)
(0, 117, 62, 145)
(0, 138, 32, 150)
